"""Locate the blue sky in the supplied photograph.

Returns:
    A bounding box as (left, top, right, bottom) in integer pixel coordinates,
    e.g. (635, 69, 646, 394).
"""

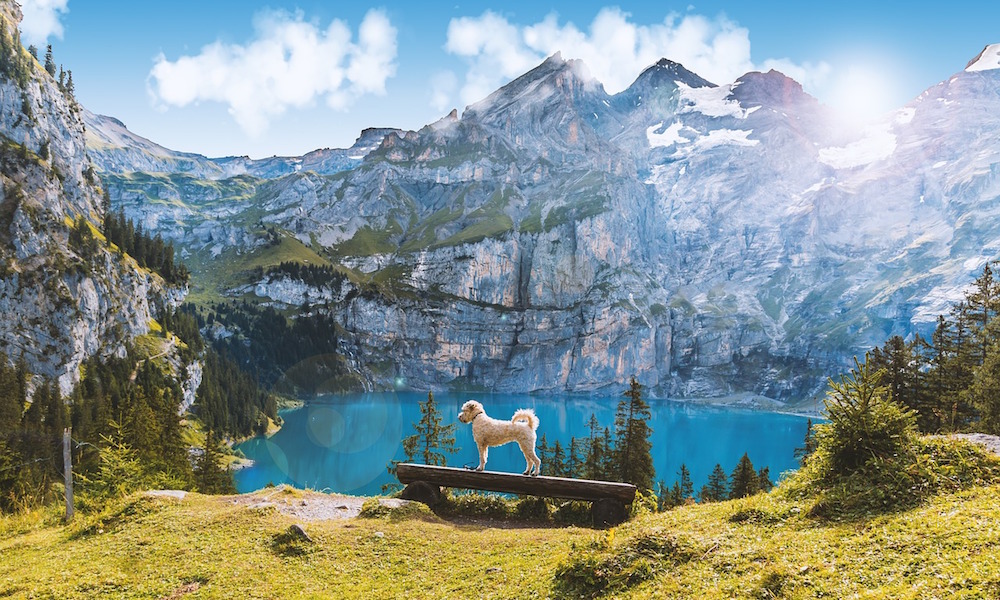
(21, 0, 1000, 158)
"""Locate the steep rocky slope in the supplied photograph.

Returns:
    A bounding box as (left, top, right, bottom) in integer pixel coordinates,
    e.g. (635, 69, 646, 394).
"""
(0, 2, 180, 393)
(90, 49, 1000, 407)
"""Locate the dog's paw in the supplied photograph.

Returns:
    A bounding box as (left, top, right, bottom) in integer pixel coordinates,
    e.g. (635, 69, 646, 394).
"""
(475, 466, 484, 472)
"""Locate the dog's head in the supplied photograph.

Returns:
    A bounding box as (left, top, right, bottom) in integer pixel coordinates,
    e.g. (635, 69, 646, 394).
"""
(458, 400, 484, 424)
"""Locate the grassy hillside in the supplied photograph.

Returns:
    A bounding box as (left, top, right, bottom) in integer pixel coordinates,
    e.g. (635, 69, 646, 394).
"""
(3, 482, 1000, 599)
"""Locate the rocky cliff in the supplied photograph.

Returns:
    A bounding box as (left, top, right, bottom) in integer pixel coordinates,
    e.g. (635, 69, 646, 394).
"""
(0, 2, 180, 394)
(91, 50, 1000, 408)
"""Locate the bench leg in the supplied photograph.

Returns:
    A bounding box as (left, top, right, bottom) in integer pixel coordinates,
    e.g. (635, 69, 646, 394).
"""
(591, 498, 628, 528)
(399, 481, 442, 507)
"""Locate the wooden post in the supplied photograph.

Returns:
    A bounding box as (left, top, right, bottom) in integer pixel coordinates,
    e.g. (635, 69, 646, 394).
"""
(63, 427, 73, 521)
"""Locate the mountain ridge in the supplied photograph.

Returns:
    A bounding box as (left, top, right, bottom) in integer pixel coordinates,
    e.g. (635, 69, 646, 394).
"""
(86, 48, 1000, 407)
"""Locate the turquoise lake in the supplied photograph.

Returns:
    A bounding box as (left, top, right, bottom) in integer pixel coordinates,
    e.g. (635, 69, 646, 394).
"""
(233, 391, 813, 496)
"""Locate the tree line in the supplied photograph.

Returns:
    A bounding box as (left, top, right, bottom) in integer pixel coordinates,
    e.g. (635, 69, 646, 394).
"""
(0, 348, 233, 514)
(101, 204, 189, 286)
(188, 301, 352, 394)
(867, 263, 1000, 434)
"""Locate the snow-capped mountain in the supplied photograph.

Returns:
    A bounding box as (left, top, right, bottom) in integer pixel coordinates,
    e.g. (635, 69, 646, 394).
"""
(90, 47, 1000, 408)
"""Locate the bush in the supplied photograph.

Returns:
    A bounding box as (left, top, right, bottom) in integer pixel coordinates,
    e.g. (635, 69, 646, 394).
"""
(782, 435, 1000, 519)
(437, 491, 513, 519)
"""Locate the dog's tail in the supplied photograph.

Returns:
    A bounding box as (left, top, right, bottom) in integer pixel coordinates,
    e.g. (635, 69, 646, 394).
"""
(511, 408, 539, 430)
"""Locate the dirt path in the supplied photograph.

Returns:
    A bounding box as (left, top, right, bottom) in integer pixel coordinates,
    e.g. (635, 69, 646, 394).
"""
(148, 486, 411, 520)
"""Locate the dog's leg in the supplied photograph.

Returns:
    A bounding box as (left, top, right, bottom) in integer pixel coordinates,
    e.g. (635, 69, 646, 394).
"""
(518, 441, 541, 476)
(476, 444, 488, 471)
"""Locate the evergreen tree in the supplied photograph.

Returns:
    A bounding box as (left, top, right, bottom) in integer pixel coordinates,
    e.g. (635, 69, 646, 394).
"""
(962, 263, 1000, 367)
(549, 441, 567, 477)
(728, 453, 759, 499)
(27, 44, 37, 60)
(193, 429, 235, 494)
(820, 354, 917, 476)
(582, 413, 606, 480)
(536, 433, 550, 471)
(701, 463, 729, 502)
(599, 426, 615, 479)
(88, 421, 145, 501)
(964, 343, 1000, 435)
(0, 355, 23, 434)
(677, 463, 693, 501)
(391, 391, 457, 475)
(757, 466, 773, 493)
(793, 418, 817, 467)
(43, 44, 54, 76)
(565, 437, 583, 478)
(612, 377, 655, 491)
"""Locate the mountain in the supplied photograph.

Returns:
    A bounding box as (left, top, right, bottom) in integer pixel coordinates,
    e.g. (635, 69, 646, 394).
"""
(89, 49, 1000, 409)
(84, 109, 398, 180)
(0, 4, 184, 394)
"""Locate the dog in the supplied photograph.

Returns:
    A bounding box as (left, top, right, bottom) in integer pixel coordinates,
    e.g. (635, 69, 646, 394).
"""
(457, 400, 541, 476)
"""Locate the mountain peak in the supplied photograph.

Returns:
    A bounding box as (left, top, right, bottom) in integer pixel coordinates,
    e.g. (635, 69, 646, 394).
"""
(729, 69, 814, 109)
(637, 58, 716, 90)
(966, 44, 1000, 72)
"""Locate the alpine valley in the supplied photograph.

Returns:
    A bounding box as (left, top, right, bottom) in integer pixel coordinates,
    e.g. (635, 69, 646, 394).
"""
(9, 0, 1000, 411)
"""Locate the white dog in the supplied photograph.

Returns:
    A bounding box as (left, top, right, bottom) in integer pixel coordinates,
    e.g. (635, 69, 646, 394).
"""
(457, 400, 541, 476)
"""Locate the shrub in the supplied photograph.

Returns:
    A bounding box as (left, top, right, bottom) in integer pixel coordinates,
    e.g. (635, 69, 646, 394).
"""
(782, 434, 1000, 519)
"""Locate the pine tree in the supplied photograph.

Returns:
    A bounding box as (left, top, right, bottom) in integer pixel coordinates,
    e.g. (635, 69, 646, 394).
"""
(757, 466, 773, 493)
(27, 44, 37, 60)
(612, 377, 655, 491)
(582, 413, 606, 480)
(962, 263, 1000, 367)
(0, 355, 23, 434)
(565, 437, 583, 478)
(194, 429, 235, 494)
(536, 433, 550, 472)
(43, 44, 54, 76)
(793, 418, 817, 467)
(550, 441, 567, 477)
(677, 463, 693, 500)
(391, 391, 457, 475)
(964, 343, 1000, 435)
(701, 463, 729, 502)
(728, 453, 759, 499)
(821, 354, 917, 476)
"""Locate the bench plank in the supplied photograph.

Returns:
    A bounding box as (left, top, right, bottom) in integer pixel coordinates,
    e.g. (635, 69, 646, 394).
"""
(396, 463, 637, 503)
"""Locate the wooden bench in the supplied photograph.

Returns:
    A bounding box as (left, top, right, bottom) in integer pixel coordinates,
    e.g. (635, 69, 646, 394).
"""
(395, 463, 637, 527)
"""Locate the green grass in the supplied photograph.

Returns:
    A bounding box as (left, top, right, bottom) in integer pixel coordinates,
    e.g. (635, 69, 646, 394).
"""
(4, 475, 1000, 598)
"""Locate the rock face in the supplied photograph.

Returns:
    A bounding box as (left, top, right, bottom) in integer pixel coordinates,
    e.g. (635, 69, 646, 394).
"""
(91, 50, 1000, 406)
(0, 2, 179, 394)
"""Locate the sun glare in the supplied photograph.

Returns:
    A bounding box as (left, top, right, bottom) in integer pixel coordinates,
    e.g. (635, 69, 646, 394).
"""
(825, 63, 899, 128)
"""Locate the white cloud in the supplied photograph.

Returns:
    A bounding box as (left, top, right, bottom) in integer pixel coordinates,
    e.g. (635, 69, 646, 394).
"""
(430, 71, 458, 112)
(19, 0, 69, 46)
(147, 9, 397, 136)
(441, 8, 830, 109)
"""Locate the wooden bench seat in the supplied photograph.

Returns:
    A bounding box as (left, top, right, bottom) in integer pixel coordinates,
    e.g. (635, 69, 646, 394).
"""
(395, 463, 637, 527)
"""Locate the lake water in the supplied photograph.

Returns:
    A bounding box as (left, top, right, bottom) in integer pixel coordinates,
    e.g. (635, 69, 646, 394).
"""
(233, 391, 813, 496)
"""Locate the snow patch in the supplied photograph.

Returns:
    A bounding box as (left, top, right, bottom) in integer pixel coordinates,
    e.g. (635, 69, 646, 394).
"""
(966, 44, 1000, 72)
(677, 83, 751, 119)
(932, 160, 948, 169)
(646, 121, 687, 148)
(818, 125, 897, 169)
(693, 129, 758, 150)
